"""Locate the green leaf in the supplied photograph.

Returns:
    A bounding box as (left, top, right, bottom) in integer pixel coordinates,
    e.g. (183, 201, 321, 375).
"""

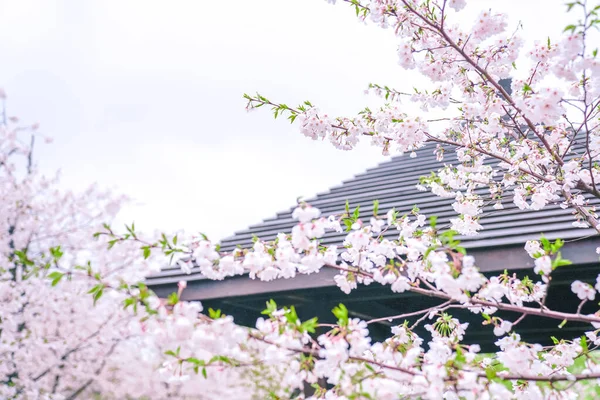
(142, 246, 151, 259)
(186, 357, 203, 365)
(87, 283, 103, 294)
(49, 246, 64, 260)
(300, 317, 319, 334)
(581, 335, 589, 353)
(332, 303, 349, 326)
(540, 236, 551, 252)
(551, 251, 573, 270)
(261, 299, 278, 316)
(210, 355, 232, 364)
(429, 216, 438, 229)
(208, 308, 223, 319)
(372, 200, 379, 216)
(48, 271, 64, 286)
(123, 297, 136, 310)
(343, 219, 354, 231)
(93, 288, 104, 305)
(454, 346, 466, 365)
(564, 24, 577, 33)
(14, 250, 34, 266)
(353, 205, 360, 220)
(284, 305, 299, 325)
(167, 292, 179, 306)
(485, 366, 497, 380)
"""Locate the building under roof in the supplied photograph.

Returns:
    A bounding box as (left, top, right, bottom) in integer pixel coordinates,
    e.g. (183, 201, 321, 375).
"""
(149, 142, 600, 350)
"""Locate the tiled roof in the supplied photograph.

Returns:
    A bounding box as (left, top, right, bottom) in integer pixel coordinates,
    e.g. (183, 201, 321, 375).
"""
(147, 141, 600, 286)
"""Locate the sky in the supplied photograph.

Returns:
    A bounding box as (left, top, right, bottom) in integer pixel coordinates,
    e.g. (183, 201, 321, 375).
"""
(0, 0, 571, 241)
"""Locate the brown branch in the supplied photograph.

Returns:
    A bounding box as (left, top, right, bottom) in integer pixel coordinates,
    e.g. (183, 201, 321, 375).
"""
(424, 134, 551, 182)
(322, 262, 600, 324)
(65, 336, 131, 400)
(366, 300, 453, 325)
(400, 0, 564, 167)
(251, 328, 600, 384)
(32, 316, 116, 382)
(27, 134, 35, 175)
(408, 285, 600, 325)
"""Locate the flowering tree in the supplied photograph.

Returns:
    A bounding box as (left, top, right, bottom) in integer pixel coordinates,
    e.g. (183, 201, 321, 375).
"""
(4, 0, 600, 399)
(0, 93, 273, 398)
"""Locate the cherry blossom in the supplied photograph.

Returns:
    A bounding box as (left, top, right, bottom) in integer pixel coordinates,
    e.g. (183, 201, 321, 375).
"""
(5, 0, 600, 398)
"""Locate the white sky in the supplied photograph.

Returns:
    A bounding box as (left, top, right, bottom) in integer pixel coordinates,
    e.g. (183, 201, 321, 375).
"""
(0, 0, 571, 240)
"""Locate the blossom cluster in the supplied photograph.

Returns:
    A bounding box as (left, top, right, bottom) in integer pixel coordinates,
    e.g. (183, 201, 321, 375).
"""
(245, 0, 600, 232)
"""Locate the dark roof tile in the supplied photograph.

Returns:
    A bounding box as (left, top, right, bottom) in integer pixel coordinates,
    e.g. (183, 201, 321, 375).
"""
(147, 142, 599, 284)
